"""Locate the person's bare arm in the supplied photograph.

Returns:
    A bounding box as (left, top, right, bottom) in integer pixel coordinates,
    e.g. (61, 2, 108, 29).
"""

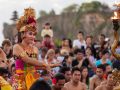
(95, 86, 103, 90)
(13, 44, 46, 67)
(61, 87, 67, 90)
(82, 83, 87, 90)
(77, 60, 83, 68)
(111, 31, 120, 60)
(89, 77, 95, 90)
(0, 48, 7, 62)
(49, 63, 61, 68)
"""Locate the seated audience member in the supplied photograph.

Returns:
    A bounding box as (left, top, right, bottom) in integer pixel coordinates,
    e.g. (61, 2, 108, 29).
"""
(60, 38, 72, 54)
(41, 35, 54, 49)
(95, 50, 112, 67)
(73, 31, 86, 49)
(1, 39, 12, 59)
(44, 49, 61, 74)
(62, 53, 73, 68)
(59, 67, 71, 82)
(95, 71, 116, 90)
(80, 66, 89, 89)
(40, 70, 52, 85)
(0, 48, 7, 69)
(72, 49, 89, 69)
(39, 47, 48, 60)
(30, 80, 51, 90)
(52, 73, 65, 90)
(0, 67, 12, 90)
(62, 67, 87, 90)
(89, 65, 105, 90)
(85, 35, 97, 58)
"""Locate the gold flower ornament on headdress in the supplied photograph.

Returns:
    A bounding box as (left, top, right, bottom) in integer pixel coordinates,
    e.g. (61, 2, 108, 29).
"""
(16, 7, 37, 33)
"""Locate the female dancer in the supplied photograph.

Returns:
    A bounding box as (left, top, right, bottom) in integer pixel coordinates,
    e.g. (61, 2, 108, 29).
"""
(13, 8, 47, 90)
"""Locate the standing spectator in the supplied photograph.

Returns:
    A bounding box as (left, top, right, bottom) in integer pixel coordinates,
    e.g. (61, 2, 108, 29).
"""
(73, 31, 86, 50)
(62, 67, 87, 90)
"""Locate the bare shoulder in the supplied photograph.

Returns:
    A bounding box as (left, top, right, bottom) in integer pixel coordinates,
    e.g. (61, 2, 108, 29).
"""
(90, 75, 96, 81)
(13, 44, 24, 56)
(13, 44, 21, 50)
(0, 48, 3, 52)
(33, 46, 38, 51)
(81, 82, 87, 89)
(0, 48, 4, 53)
(95, 85, 104, 90)
(81, 82, 87, 86)
(62, 86, 67, 90)
(62, 82, 70, 90)
(33, 46, 39, 54)
(100, 81, 107, 85)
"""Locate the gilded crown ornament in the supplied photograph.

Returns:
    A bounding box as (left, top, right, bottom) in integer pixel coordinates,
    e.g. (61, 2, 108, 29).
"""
(16, 7, 37, 33)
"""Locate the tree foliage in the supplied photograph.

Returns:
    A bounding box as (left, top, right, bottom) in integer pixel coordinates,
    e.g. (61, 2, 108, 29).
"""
(39, 10, 48, 17)
(62, 4, 79, 13)
(49, 9, 56, 16)
(79, 1, 110, 13)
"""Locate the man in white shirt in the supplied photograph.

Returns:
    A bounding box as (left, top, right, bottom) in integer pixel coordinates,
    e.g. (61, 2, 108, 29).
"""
(73, 31, 86, 49)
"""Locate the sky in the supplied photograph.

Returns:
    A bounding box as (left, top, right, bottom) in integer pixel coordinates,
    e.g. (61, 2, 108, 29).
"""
(0, 0, 119, 45)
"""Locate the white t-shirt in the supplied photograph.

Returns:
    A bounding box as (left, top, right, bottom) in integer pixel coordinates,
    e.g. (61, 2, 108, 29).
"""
(41, 29, 53, 38)
(73, 39, 86, 49)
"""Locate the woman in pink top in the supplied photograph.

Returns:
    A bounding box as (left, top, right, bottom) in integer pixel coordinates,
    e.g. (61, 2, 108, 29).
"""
(13, 8, 47, 90)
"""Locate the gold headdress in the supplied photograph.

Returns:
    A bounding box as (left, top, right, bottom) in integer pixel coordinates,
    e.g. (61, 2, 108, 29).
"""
(16, 7, 37, 33)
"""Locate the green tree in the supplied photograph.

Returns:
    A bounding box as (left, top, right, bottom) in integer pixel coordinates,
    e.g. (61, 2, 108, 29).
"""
(79, 1, 102, 13)
(75, 1, 110, 26)
(39, 10, 48, 17)
(62, 4, 79, 13)
(49, 9, 56, 16)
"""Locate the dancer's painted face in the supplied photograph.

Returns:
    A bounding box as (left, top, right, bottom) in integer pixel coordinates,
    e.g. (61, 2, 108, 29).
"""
(24, 31, 36, 44)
